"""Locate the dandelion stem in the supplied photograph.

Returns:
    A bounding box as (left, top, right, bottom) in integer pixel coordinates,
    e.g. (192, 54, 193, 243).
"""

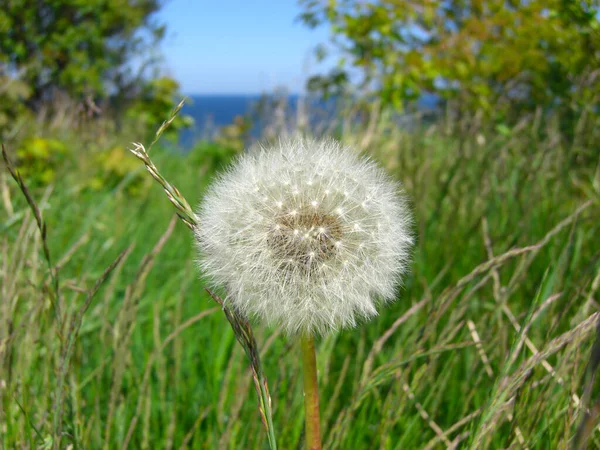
(301, 334, 322, 450)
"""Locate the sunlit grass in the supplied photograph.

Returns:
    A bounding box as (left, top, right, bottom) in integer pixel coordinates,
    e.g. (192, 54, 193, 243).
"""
(1, 111, 599, 449)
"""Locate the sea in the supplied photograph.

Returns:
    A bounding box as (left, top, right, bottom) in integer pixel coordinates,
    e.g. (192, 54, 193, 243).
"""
(179, 94, 301, 147)
(178, 93, 439, 148)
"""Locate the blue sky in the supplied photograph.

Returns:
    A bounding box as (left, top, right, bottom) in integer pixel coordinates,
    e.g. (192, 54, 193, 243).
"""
(158, 0, 333, 95)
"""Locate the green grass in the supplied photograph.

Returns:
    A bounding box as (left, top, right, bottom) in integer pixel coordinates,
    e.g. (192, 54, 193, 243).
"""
(1, 114, 599, 449)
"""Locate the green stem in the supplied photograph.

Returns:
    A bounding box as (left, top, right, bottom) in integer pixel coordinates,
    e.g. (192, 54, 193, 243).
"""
(301, 334, 322, 450)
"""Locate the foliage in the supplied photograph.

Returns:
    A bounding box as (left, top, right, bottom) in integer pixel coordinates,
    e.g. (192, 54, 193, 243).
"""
(0, 0, 194, 150)
(300, 0, 600, 120)
(187, 140, 241, 171)
(2, 79, 191, 192)
(123, 77, 195, 143)
(214, 115, 251, 154)
(0, 0, 164, 108)
(15, 136, 71, 185)
(0, 75, 31, 130)
(89, 145, 149, 195)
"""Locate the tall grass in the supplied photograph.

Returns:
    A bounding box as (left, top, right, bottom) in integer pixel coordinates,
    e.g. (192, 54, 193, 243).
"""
(1, 106, 599, 449)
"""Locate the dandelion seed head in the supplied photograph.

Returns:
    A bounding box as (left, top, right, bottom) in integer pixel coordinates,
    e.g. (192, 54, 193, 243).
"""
(196, 137, 413, 336)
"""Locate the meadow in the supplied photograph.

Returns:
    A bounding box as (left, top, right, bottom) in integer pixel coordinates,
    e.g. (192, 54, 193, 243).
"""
(1, 106, 599, 449)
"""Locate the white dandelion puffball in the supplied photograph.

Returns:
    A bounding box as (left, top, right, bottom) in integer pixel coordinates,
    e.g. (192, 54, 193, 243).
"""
(196, 137, 413, 336)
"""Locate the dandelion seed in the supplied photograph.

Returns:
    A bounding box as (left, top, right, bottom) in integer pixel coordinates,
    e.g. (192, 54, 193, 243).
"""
(196, 137, 413, 336)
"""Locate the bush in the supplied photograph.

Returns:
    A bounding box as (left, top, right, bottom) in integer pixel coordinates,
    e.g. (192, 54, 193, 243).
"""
(15, 136, 71, 185)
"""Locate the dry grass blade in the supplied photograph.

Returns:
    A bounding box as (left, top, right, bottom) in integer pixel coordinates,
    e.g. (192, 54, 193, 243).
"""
(520, 312, 598, 382)
(483, 216, 580, 407)
(423, 409, 481, 450)
(12, 395, 43, 442)
(53, 246, 131, 450)
(1, 168, 14, 215)
(128, 142, 198, 231)
(504, 293, 561, 372)
(467, 320, 494, 378)
(206, 288, 278, 450)
(120, 307, 219, 450)
(572, 320, 600, 450)
(361, 298, 427, 384)
(2, 144, 61, 323)
(128, 106, 276, 449)
(357, 341, 477, 405)
(323, 355, 350, 428)
(471, 312, 599, 448)
(148, 98, 187, 152)
(55, 232, 90, 271)
(459, 200, 589, 289)
(434, 200, 592, 320)
(106, 218, 177, 450)
(402, 381, 452, 447)
(178, 406, 213, 450)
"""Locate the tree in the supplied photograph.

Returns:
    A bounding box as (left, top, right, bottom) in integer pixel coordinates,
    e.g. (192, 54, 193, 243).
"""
(0, 0, 165, 111)
(299, 0, 600, 120)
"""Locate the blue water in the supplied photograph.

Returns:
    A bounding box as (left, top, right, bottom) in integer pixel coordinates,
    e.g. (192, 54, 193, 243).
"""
(179, 94, 283, 147)
(179, 93, 439, 148)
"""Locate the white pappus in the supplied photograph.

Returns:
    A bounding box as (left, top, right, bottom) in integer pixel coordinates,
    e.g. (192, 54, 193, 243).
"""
(196, 137, 413, 336)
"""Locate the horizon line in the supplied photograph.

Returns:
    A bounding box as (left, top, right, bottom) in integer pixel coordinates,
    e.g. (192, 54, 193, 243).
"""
(182, 92, 303, 97)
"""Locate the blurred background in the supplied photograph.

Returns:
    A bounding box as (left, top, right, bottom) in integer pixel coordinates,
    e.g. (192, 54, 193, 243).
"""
(1, 1, 600, 449)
